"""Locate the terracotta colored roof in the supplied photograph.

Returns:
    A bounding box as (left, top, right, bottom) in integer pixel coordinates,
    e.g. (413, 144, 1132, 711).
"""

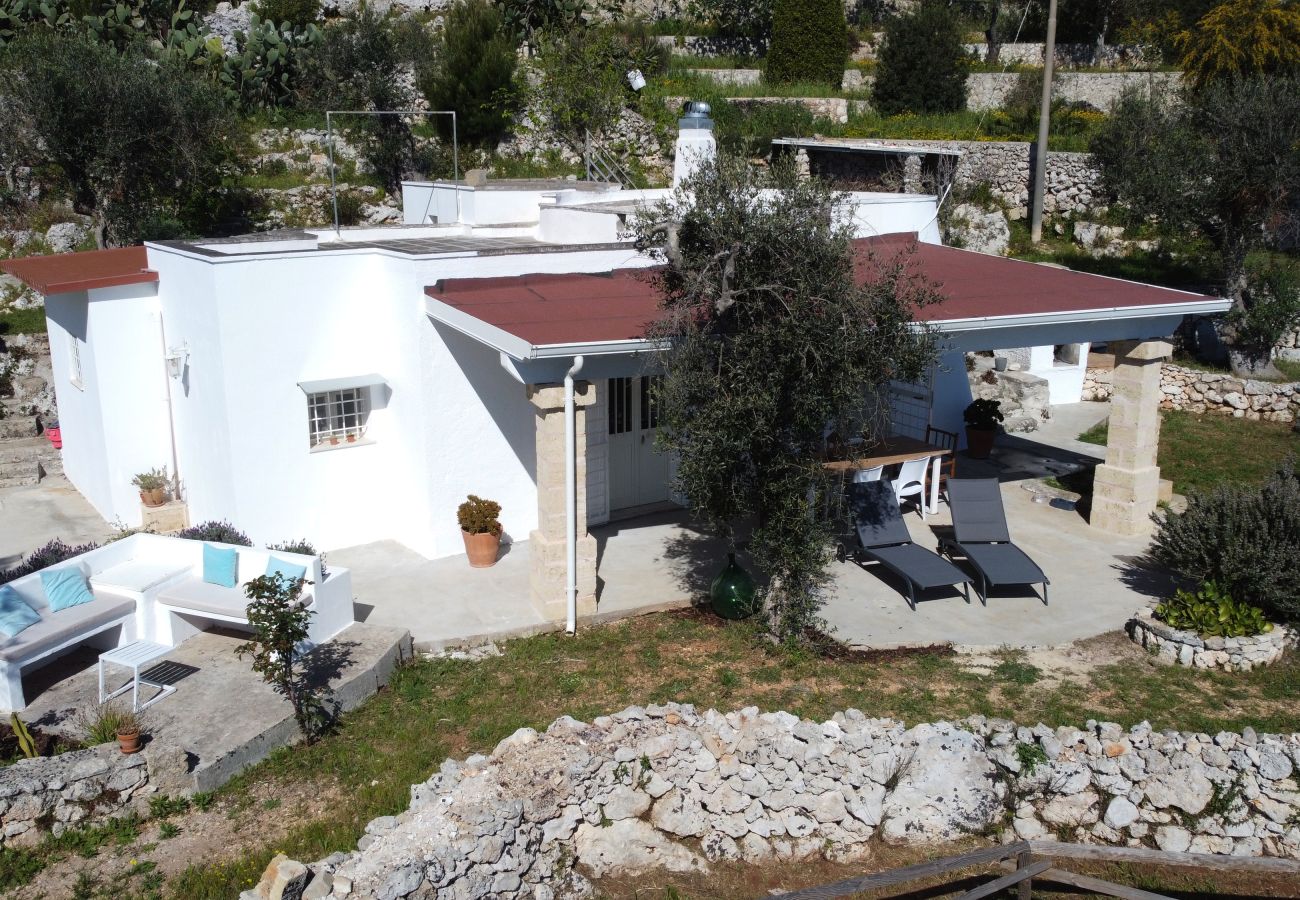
(426, 235, 1223, 352)
(0, 247, 156, 295)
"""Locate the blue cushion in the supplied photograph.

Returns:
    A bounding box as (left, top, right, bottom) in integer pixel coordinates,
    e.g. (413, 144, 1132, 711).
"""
(265, 556, 308, 583)
(202, 544, 239, 588)
(39, 567, 95, 613)
(0, 585, 40, 637)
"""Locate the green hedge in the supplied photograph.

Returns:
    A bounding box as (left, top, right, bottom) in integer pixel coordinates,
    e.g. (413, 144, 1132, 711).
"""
(765, 0, 847, 89)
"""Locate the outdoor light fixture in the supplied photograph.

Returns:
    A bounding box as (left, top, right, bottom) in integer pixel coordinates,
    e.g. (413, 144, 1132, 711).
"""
(627, 69, 647, 91)
(165, 344, 189, 380)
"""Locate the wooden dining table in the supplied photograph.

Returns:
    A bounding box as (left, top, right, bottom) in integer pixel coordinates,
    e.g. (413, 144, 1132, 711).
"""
(822, 435, 953, 516)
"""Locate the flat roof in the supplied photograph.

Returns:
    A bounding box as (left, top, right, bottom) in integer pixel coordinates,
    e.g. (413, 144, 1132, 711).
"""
(0, 246, 157, 295)
(425, 234, 1229, 358)
(773, 137, 964, 156)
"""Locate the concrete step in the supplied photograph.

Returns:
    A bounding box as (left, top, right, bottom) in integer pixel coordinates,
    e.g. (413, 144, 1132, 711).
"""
(0, 435, 63, 487)
(0, 416, 40, 440)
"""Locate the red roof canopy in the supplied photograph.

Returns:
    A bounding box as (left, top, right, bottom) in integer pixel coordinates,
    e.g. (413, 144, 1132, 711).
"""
(426, 235, 1221, 351)
(0, 247, 156, 295)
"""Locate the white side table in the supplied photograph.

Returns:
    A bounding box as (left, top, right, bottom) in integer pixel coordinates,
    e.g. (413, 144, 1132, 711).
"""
(98, 641, 176, 712)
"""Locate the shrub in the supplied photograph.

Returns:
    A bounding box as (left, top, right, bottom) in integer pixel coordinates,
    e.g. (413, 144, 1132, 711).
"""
(963, 399, 1003, 430)
(0, 538, 99, 585)
(238, 573, 329, 742)
(1155, 581, 1273, 637)
(176, 520, 252, 546)
(419, 0, 519, 147)
(872, 0, 968, 116)
(253, 0, 319, 29)
(528, 25, 643, 142)
(765, 0, 848, 88)
(1226, 260, 1300, 360)
(130, 467, 168, 491)
(74, 700, 143, 745)
(498, 0, 587, 46)
(686, 0, 774, 42)
(457, 495, 501, 534)
(1151, 459, 1300, 625)
(267, 539, 328, 579)
(713, 99, 819, 158)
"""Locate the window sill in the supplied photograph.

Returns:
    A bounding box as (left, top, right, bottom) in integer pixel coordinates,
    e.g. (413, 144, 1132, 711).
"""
(69, 378, 85, 392)
(310, 437, 375, 454)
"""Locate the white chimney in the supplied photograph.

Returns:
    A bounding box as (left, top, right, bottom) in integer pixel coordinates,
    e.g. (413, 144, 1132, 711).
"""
(673, 101, 716, 188)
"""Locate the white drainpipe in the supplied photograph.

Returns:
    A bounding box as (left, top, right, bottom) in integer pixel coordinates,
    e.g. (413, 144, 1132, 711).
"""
(564, 355, 585, 634)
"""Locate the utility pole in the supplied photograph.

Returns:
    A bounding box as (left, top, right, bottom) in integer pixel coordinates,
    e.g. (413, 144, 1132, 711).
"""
(1030, 0, 1058, 244)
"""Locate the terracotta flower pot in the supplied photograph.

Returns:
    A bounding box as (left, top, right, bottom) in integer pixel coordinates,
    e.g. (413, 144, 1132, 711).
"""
(139, 488, 167, 508)
(462, 530, 501, 568)
(117, 729, 141, 754)
(965, 427, 996, 460)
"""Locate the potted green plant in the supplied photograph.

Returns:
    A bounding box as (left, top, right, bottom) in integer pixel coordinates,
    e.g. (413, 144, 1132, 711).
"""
(458, 495, 502, 568)
(963, 399, 1004, 459)
(131, 467, 169, 507)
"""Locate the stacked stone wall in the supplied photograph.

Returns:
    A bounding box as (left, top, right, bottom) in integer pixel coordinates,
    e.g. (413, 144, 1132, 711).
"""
(0, 744, 151, 847)
(1083, 364, 1299, 424)
(1128, 612, 1298, 673)
(270, 704, 1300, 899)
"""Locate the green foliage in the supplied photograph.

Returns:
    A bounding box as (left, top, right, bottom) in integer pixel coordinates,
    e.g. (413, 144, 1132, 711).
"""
(631, 155, 941, 642)
(0, 29, 239, 245)
(148, 793, 191, 817)
(1177, 0, 1300, 87)
(765, 0, 847, 88)
(219, 14, 319, 110)
(457, 494, 501, 534)
(73, 699, 142, 744)
(129, 466, 168, 491)
(1155, 580, 1273, 637)
(872, 0, 968, 116)
(0, 538, 99, 584)
(685, 0, 773, 41)
(1090, 78, 1300, 306)
(963, 398, 1003, 430)
(712, 99, 819, 158)
(9, 713, 36, 759)
(0, 0, 71, 48)
(497, 0, 585, 46)
(1152, 459, 1300, 625)
(267, 539, 328, 579)
(1227, 260, 1300, 359)
(253, 0, 318, 29)
(420, 0, 518, 147)
(175, 520, 252, 545)
(1015, 741, 1048, 773)
(238, 573, 330, 742)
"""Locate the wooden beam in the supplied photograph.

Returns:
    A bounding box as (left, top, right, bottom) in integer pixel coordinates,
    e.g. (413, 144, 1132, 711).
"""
(766, 843, 1030, 900)
(1029, 841, 1300, 875)
(954, 860, 1051, 900)
(1039, 866, 1176, 900)
(1016, 848, 1034, 900)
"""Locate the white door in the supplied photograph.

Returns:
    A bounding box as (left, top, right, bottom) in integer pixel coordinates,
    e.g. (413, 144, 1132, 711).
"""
(607, 376, 672, 511)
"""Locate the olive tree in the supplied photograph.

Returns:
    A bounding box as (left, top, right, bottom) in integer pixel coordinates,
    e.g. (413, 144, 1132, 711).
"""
(632, 156, 942, 643)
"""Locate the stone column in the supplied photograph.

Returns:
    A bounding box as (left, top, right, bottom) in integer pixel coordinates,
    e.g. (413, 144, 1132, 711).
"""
(902, 154, 923, 194)
(1090, 339, 1172, 536)
(528, 382, 598, 622)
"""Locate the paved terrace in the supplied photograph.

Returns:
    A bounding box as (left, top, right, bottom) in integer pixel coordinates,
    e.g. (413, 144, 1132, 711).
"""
(333, 402, 1171, 652)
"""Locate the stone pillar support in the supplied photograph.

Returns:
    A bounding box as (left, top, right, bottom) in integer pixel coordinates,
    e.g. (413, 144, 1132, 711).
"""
(528, 381, 597, 622)
(1090, 339, 1172, 536)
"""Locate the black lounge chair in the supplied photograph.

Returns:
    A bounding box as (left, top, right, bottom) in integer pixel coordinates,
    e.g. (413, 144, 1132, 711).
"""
(848, 480, 971, 610)
(942, 477, 1050, 605)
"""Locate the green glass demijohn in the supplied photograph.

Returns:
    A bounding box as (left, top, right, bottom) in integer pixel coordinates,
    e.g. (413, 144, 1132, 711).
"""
(710, 552, 757, 620)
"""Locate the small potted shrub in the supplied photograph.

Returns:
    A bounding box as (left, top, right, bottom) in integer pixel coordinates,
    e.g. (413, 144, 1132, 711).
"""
(963, 399, 1004, 459)
(458, 495, 502, 568)
(75, 700, 145, 754)
(131, 467, 169, 507)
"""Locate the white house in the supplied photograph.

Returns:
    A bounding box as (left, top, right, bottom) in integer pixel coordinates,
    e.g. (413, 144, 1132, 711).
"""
(3, 115, 1229, 630)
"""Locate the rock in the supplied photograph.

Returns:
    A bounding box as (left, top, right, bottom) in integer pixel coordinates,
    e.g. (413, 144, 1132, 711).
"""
(1155, 825, 1193, 853)
(946, 204, 1010, 256)
(880, 723, 1005, 843)
(603, 786, 651, 821)
(377, 862, 424, 900)
(254, 855, 310, 900)
(650, 788, 707, 837)
(1041, 790, 1099, 827)
(1144, 771, 1215, 815)
(44, 222, 89, 253)
(575, 819, 708, 878)
(1258, 751, 1293, 781)
(1103, 797, 1140, 830)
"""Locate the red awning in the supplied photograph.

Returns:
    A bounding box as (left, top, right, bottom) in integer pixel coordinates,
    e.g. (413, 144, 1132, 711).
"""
(0, 247, 157, 295)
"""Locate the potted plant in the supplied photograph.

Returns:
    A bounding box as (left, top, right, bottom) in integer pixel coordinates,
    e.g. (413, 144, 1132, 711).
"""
(963, 399, 1004, 459)
(458, 494, 502, 568)
(115, 708, 144, 754)
(131, 467, 169, 507)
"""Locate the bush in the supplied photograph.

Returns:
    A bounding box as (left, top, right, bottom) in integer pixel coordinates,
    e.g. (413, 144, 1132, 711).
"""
(872, 0, 968, 116)
(1151, 459, 1300, 625)
(713, 99, 819, 158)
(1155, 581, 1273, 637)
(73, 700, 144, 745)
(765, 0, 848, 88)
(175, 520, 252, 546)
(253, 0, 319, 29)
(0, 538, 99, 585)
(457, 495, 501, 534)
(528, 26, 641, 142)
(419, 0, 519, 147)
(267, 539, 328, 579)
(962, 398, 1003, 430)
(1227, 260, 1300, 359)
(686, 0, 774, 41)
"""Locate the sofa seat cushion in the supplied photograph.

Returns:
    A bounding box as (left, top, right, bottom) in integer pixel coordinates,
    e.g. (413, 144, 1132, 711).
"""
(156, 577, 251, 620)
(0, 592, 135, 663)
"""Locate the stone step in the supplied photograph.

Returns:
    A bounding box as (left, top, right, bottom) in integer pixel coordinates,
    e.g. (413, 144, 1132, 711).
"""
(0, 416, 40, 440)
(0, 435, 63, 487)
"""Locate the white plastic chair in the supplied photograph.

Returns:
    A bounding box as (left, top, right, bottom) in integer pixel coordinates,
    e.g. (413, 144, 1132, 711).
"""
(852, 465, 884, 484)
(894, 456, 929, 515)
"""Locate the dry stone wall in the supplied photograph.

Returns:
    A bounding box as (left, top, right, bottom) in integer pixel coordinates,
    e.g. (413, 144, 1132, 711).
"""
(260, 704, 1300, 900)
(1128, 611, 1298, 673)
(1083, 364, 1300, 424)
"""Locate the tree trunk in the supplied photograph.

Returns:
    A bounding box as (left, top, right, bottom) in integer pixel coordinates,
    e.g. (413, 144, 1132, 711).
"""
(985, 1, 1002, 65)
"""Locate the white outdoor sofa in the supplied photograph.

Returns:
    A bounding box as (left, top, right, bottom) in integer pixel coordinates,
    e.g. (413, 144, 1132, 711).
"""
(0, 533, 354, 712)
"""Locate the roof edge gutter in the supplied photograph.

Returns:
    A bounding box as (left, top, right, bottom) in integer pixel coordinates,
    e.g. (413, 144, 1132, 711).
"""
(921, 298, 1232, 332)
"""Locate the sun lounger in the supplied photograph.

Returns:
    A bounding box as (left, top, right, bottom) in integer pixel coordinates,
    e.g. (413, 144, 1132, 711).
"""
(848, 480, 971, 610)
(942, 477, 1050, 605)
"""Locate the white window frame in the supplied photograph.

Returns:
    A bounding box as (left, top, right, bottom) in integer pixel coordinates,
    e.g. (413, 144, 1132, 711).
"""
(68, 333, 84, 390)
(307, 386, 371, 450)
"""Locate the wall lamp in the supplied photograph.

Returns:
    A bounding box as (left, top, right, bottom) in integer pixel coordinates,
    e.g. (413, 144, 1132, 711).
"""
(165, 344, 189, 380)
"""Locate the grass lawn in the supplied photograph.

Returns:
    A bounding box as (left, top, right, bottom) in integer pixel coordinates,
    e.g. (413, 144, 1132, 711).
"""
(1078, 409, 1300, 495)
(0, 307, 47, 336)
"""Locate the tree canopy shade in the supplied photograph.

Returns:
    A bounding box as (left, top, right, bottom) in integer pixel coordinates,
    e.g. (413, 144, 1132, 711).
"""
(1176, 0, 1300, 87)
(0, 29, 239, 246)
(872, 0, 969, 116)
(420, 0, 519, 147)
(765, 0, 849, 88)
(631, 156, 942, 643)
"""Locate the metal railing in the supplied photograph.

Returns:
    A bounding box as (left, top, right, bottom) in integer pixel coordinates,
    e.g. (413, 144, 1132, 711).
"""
(583, 130, 638, 190)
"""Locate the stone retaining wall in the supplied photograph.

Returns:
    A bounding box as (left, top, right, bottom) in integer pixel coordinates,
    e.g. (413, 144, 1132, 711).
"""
(1083, 364, 1299, 424)
(1128, 611, 1298, 672)
(267, 704, 1300, 899)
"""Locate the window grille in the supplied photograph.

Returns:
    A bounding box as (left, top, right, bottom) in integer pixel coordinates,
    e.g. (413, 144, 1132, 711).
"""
(640, 375, 662, 430)
(308, 387, 370, 448)
(608, 377, 634, 435)
(68, 334, 84, 388)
